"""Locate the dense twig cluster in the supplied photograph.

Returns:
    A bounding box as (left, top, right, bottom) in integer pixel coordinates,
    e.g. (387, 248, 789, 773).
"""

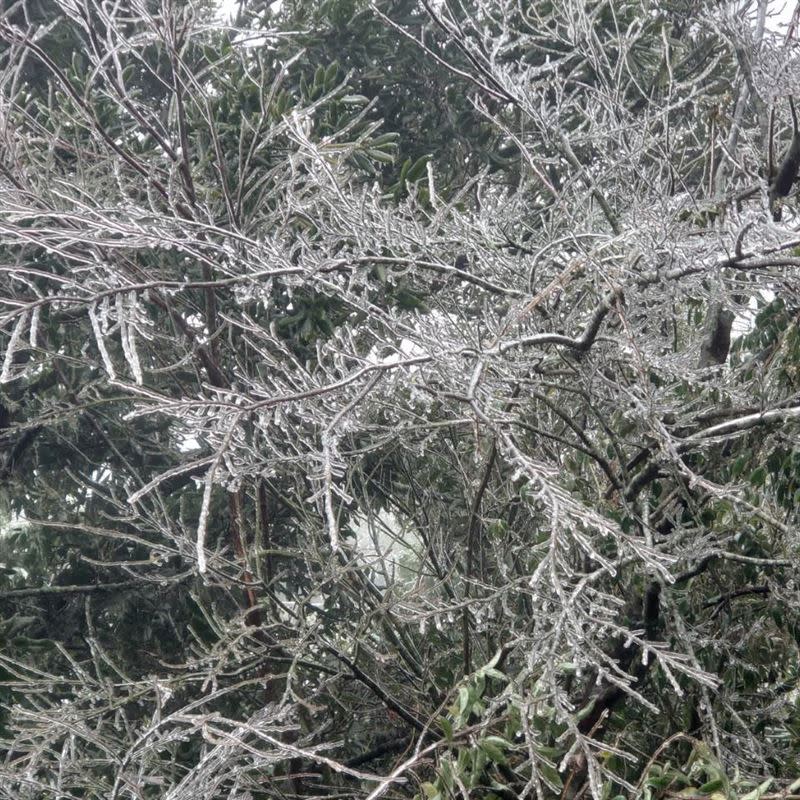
(1, 1, 800, 798)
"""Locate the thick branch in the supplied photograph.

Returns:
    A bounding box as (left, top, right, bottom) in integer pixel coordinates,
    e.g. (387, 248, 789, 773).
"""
(697, 303, 734, 368)
(0, 580, 143, 600)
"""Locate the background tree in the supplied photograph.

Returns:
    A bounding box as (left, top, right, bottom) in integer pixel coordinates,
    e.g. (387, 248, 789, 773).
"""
(2, 1, 800, 799)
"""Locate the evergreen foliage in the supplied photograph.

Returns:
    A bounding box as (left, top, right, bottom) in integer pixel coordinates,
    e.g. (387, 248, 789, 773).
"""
(1, 1, 800, 798)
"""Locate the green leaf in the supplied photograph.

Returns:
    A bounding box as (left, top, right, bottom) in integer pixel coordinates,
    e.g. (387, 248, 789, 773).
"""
(750, 467, 766, 487)
(538, 762, 563, 790)
(458, 686, 470, 716)
(438, 715, 453, 740)
(575, 699, 596, 721)
(439, 757, 453, 790)
(324, 61, 339, 84)
(366, 148, 395, 164)
(350, 151, 375, 174)
(405, 154, 431, 182)
(484, 735, 511, 747)
(478, 738, 507, 764)
(370, 132, 400, 147)
(473, 746, 489, 779)
(535, 745, 562, 759)
(646, 776, 672, 789)
(621, 516, 634, 533)
(420, 782, 439, 799)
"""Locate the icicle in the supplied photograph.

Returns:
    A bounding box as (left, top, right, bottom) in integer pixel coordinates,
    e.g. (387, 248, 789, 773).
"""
(195, 469, 214, 574)
(126, 293, 143, 384)
(88, 303, 116, 379)
(321, 430, 340, 553)
(0, 309, 28, 383)
(28, 306, 39, 349)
